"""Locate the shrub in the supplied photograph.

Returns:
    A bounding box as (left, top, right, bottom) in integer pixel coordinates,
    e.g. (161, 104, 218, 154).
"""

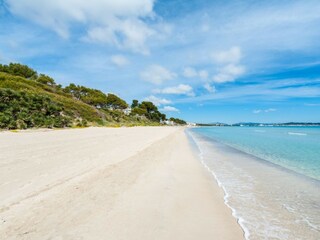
(0, 88, 71, 129)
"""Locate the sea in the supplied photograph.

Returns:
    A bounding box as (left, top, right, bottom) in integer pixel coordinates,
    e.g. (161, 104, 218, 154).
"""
(187, 126, 320, 240)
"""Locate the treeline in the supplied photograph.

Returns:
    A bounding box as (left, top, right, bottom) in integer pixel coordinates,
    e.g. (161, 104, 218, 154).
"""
(169, 117, 187, 125)
(0, 63, 186, 129)
(131, 100, 166, 122)
(63, 83, 128, 110)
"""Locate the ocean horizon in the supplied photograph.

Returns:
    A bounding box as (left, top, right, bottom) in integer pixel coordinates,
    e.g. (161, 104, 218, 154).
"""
(188, 126, 320, 240)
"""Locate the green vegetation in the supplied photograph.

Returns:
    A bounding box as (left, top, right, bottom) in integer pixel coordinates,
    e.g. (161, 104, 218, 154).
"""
(131, 100, 166, 122)
(105, 93, 128, 110)
(0, 63, 37, 79)
(169, 117, 187, 125)
(64, 83, 110, 108)
(0, 89, 70, 129)
(0, 62, 186, 129)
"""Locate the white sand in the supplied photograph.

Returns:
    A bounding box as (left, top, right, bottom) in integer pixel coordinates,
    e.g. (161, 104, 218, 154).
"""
(0, 127, 243, 240)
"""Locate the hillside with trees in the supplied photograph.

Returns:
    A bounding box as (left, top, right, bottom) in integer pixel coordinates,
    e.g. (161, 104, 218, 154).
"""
(0, 63, 186, 129)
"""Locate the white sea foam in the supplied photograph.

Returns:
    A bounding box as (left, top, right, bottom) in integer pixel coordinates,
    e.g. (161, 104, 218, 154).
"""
(186, 130, 250, 240)
(288, 132, 307, 136)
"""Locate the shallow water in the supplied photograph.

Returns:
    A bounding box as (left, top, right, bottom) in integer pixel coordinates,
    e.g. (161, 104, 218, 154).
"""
(187, 127, 320, 240)
(192, 126, 320, 180)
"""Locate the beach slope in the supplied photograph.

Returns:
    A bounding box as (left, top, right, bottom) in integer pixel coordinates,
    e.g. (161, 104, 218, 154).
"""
(0, 127, 243, 240)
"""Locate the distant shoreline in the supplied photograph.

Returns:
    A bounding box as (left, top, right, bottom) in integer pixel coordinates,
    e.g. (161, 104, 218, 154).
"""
(196, 123, 320, 127)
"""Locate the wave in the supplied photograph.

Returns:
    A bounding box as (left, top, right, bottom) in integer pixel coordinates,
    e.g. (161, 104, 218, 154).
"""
(288, 132, 307, 136)
(186, 130, 250, 240)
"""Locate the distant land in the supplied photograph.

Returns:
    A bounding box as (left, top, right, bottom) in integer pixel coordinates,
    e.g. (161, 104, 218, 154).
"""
(196, 122, 320, 127)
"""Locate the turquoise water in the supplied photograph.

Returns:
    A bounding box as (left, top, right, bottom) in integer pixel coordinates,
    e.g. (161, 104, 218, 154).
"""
(192, 126, 320, 180)
(188, 127, 320, 240)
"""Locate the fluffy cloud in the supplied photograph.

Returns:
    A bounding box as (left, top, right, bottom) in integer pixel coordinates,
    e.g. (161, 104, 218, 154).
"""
(86, 18, 154, 54)
(204, 83, 216, 93)
(140, 64, 176, 85)
(160, 106, 179, 112)
(111, 55, 129, 66)
(198, 70, 208, 79)
(212, 46, 242, 64)
(183, 67, 208, 79)
(183, 67, 197, 78)
(154, 84, 194, 96)
(212, 46, 245, 83)
(212, 64, 245, 83)
(253, 108, 277, 114)
(144, 95, 171, 106)
(6, 0, 156, 54)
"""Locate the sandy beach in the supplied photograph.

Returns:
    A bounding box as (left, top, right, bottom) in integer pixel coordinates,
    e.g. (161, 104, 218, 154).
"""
(0, 127, 243, 240)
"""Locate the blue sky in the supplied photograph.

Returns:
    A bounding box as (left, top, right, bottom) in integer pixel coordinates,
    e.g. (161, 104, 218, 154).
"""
(0, 0, 319, 123)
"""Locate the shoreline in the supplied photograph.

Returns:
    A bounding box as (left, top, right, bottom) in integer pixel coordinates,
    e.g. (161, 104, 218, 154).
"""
(186, 129, 249, 239)
(0, 126, 243, 240)
(188, 128, 320, 239)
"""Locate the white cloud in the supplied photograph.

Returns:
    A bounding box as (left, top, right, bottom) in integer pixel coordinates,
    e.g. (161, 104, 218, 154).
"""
(6, 0, 156, 54)
(144, 95, 171, 106)
(86, 18, 154, 54)
(111, 54, 129, 66)
(253, 108, 277, 114)
(183, 67, 208, 79)
(199, 70, 208, 79)
(140, 64, 176, 85)
(178, 78, 320, 104)
(253, 109, 262, 114)
(212, 46, 242, 64)
(183, 67, 197, 78)
(160, 106, 179, 112)
(154, 84, 194, 96)
(211, 46, 245, 83)
(265, 108, 277, 113)
(212, 64, 245, 83)
(204, 83, 216, 93)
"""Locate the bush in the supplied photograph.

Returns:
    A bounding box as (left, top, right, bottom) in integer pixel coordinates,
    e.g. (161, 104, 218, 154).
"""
(0, 88, 71, 129)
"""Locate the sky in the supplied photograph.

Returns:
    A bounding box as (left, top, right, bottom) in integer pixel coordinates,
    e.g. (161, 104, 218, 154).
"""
(0, 0, 320, 123)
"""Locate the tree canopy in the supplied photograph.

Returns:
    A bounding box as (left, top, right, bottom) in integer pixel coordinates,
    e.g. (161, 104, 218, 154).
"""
(36, 74, 56, 86)
(0, 63, 37, 79)
(130, 100, 166, 122)
(64, 84, 109, 108)
(106, 93, 128, 110)
(131, 99, 139, 108)
(169, 117, 186, 125)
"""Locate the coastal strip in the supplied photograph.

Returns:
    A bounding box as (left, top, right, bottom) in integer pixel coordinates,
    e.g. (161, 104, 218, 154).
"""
(0, 127, 243, 240)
